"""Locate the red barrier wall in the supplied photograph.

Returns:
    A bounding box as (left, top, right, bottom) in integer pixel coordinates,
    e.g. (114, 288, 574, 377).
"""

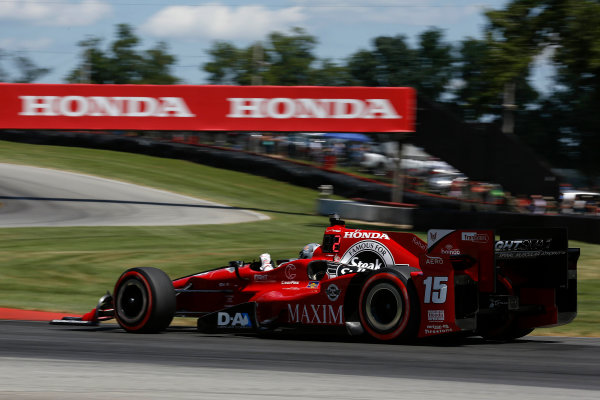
(0, 84, 415, 132)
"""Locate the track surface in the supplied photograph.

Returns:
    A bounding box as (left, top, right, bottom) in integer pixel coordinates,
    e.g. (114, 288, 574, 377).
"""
(1, 321, 599, 399)
(0, 163, 267, 227)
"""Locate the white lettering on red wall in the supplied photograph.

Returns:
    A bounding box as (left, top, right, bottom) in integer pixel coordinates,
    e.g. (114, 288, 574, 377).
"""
(1, 84, 415, 132)
(19, 96, 195, 117)
(226, 98, 401, 119)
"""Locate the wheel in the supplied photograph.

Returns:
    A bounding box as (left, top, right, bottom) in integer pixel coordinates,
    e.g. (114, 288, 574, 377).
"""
(114, 267, 175, 333)
(358, 271, 419, 341)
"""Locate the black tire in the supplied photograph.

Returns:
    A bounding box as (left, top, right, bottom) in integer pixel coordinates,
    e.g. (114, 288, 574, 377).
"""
(114, 267, 175, 333)
(358, 270, 419, 342)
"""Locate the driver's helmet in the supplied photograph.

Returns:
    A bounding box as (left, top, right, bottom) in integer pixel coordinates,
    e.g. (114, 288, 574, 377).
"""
(299, 243, 320, 259)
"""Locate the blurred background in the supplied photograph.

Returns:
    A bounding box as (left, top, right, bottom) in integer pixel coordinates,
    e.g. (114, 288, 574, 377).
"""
(3, 0, 600, 213)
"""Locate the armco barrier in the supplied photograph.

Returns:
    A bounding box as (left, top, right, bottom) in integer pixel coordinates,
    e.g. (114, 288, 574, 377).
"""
(317, 199, 413, 226)
(3, 130, 600, 243)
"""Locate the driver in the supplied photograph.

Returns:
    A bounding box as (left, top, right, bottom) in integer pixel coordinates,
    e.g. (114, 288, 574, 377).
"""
(299, 243, 320, 259)
(258, 243, 321, 271)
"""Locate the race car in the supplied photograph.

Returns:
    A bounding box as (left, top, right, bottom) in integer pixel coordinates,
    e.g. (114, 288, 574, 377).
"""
(52, 215, 579, 341)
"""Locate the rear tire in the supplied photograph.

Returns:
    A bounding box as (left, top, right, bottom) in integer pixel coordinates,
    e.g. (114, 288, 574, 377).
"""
(114, 267, 175, 333)
(358, 271, 419, 342)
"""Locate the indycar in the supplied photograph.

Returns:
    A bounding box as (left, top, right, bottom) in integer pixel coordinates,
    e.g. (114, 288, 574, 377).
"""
(52, 215, 579, 341)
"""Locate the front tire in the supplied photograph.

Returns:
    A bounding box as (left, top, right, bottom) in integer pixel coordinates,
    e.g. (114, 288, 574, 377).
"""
(358, 271, 419, 342)
(114, 267, 175, 333)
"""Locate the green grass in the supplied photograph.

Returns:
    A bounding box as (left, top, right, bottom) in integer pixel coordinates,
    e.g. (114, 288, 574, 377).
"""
(0, 140, 598, 337)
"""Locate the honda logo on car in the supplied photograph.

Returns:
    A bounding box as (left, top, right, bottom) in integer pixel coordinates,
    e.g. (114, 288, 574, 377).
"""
(217, 312, 252, 328)
(19, 95, 195, 117)
(344, 231, 390, 240)
(287, 304, 344, 325)
(226, 98, 401, 120)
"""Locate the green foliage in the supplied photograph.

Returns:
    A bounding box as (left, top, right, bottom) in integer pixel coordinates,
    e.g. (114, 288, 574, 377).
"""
(0, 50, 50, 83)
(66, 24, 179, 84)
(203, 27, 350, 86)
(347, 28, 455, 100)
(262, 27, 317, 85)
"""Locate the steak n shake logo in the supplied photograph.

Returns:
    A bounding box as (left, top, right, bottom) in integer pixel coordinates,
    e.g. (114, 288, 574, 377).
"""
(226, 97, 401, 120)
(328, 240, 395, 277)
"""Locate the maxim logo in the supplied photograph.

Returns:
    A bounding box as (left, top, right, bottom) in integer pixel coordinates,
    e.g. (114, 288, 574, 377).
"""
(287, 304, 344, 325)
(226, 97, 401, 119)
(19, 95, 195, 117)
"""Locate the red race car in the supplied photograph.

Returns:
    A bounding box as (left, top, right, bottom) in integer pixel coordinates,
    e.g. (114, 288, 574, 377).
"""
(52, 215, 579, 341)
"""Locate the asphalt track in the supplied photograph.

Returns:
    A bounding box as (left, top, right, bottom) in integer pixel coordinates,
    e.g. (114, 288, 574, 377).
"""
(0, 163, 267, 227)
(0, 321, 599, 399)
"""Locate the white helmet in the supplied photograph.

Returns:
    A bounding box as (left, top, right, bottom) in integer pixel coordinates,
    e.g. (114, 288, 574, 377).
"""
(299, 243, 320, 259)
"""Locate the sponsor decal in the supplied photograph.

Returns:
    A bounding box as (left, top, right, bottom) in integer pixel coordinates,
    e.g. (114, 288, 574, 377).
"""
(494, 238, 565, 259)
(226, 97, 401, 120)
(461, 232, 490, 243)
(413, 236, 427, 251)
(425, 324, 453, 335)
(218, 282, 230, 287)
(427, 310, 445, 322)
(217, 312, 252, 328)
(425, 256, 444, 265)
(19, 95, 195, 117)
(254, 274, 269, 281)
(441, 244, 460, 255)
(427, 229, 455, 250)
(287, 304, 344, 324)
(307, 281, 320, 289)
(282, 281, 300, 285)
(328, 240, 396, 278)
(495, 239, 552, 251)
(343, 231, 390, 240)
(285, 264, 297, 280)
(326, 284, 341, 301)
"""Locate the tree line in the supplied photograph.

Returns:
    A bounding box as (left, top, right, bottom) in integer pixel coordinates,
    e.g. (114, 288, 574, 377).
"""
(2, 1, 599, 182)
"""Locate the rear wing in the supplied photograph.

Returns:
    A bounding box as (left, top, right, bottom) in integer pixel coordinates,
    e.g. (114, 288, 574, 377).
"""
(426, 227, 576, 293)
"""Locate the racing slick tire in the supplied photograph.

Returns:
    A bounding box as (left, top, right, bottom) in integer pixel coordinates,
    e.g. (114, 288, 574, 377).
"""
(358, 270, 419, 342)
(114, 267, 175, 333)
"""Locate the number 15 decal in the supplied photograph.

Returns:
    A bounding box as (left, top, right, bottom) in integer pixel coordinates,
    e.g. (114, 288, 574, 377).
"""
(423, 276, 448, 304)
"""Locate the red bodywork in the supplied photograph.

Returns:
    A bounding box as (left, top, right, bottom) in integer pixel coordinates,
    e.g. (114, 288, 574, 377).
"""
(66, 219, 578, 340)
